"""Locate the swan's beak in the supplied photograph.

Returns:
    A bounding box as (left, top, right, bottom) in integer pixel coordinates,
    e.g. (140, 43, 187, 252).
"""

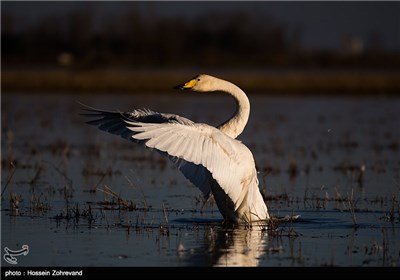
(173, 78, 197, 90)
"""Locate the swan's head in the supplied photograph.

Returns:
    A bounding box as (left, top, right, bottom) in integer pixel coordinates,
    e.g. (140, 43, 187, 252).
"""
(174, 74, 221, 92)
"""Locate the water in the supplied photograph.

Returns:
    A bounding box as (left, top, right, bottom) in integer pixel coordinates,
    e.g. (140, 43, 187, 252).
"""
(1, 92, 400, 267)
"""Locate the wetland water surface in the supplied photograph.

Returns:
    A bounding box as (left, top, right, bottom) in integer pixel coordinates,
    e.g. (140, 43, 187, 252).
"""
(1, 92, 399, 267)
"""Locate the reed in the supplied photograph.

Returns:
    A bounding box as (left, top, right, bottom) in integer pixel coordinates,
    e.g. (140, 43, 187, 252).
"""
(347, 189, 358, 229)
(125, 174, 149, 210)
(1, 161, 16, 199)
(97, 185, 136, 211)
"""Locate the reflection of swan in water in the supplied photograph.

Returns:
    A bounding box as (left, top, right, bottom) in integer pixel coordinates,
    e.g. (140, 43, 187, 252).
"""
(178, 223, 268, 267)
(82, 74, 270, 223)
(212, 224, 268, 266)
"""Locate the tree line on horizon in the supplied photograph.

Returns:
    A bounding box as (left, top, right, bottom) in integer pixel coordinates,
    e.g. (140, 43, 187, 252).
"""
(2, 9, 400, 69)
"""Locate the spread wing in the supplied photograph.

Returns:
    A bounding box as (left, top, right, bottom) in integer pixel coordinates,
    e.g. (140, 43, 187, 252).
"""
(81, 104, 253, 208)
(125, 120, 252, 207)
(81, 104, 213, 198)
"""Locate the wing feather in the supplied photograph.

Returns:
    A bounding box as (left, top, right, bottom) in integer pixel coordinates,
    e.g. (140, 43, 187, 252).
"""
(167, 136, 185, 156)
(127, 122, 254, 209)
(81, 105, 213, 198)
(81, 104, 256, 211)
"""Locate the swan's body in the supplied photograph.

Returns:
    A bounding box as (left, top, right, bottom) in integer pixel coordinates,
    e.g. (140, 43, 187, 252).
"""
(82, 74, 270, 223)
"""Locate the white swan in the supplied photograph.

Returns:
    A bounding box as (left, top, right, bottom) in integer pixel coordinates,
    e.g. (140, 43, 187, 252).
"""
(81, 74, 270, 223)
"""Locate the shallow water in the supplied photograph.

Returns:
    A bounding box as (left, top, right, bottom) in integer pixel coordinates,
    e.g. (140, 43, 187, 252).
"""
(1, 92, 399, 267)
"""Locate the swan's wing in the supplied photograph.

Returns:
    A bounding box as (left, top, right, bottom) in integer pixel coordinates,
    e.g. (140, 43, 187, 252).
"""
(80, 103, 194, 133)
(81, 104, 212, 198)
(169, 158, 213, 200)
(125, 120, 252, 208)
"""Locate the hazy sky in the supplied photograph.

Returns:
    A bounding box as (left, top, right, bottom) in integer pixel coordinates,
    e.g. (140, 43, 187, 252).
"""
(2, 1, 400, 51)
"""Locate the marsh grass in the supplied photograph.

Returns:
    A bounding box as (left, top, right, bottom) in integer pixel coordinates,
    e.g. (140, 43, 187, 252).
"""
(346, 189, 359, 229)
(97, 185, 136, 211)
(9, 192, 22, 211)
(29, 191, 51, 212)
(125, 174, 149, 210)
(384, 194, 399, 224)
(1, 161, 16, 198)
(162, 202, 169, 224)
(3, 69, 400, 94)
(52, 202, 94, 225)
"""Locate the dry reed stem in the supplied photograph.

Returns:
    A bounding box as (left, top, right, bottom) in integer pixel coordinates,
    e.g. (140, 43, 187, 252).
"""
(97, 185, 133, 209)
(1, 161, 16, 198)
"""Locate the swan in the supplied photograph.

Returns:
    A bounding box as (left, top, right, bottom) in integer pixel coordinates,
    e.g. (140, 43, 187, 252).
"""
(81, 74, 270, 223)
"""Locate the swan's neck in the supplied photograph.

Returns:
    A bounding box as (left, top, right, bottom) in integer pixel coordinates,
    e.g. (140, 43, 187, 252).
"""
(216, 80, 250, 139)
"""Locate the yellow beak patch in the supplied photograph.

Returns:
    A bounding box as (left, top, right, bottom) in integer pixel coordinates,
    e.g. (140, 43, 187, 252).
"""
(182, 79, 197, 89)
